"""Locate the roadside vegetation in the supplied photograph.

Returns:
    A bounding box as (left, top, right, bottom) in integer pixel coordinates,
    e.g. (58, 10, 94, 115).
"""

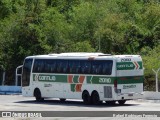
(0, 0, 159, 90)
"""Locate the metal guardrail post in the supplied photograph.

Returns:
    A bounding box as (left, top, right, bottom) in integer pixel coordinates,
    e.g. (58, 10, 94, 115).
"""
(2, 72, 5, 85)
(152, 68, 160, 92)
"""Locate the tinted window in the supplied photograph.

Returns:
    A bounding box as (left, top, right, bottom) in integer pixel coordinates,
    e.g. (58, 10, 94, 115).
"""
(22, 58, 33, 87)
(92, 60, 113, 75)
(68, 60, 80, 74)
(102, 61, 113, 75)
(56, 60, 68, 73)
(44, 59, 56, 73)
(32, 59, 113, 75)
(92, 61, 103, 74)
(80, 60, 91, 74)
(33, 59, 57, 73)
(33, 59, 44, 73)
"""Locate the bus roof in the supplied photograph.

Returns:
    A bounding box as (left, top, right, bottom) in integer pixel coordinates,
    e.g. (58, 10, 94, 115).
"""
(25, 53, 141, 60)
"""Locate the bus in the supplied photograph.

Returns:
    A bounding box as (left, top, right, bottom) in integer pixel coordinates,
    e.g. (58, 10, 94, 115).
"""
(19, 53, 144, 105)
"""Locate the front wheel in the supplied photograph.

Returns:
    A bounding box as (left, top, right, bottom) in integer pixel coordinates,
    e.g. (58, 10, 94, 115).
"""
(34, 88, 44, 102)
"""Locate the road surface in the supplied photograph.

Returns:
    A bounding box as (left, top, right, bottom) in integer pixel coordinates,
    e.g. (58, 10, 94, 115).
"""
(0, 95, 160, 120)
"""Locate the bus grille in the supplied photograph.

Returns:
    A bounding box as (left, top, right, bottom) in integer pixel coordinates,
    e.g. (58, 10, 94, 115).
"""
(104, 86, 112, 98)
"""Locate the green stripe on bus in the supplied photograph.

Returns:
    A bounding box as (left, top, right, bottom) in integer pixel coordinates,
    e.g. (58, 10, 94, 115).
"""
(33, 74, 143, 84)
(86, 76, 92, 83)
(73, 76, 79, 83)
(87, 76, 115, 84)
(87, 76, 143, 84)
(117, 76, 143, 84)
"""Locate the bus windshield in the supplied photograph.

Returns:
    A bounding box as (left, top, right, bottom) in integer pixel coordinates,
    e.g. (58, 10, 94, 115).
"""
(22, 58, 33, 87)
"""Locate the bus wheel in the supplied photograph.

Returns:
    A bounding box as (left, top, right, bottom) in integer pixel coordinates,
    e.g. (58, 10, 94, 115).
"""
(34, 88, 44, 102)
(60, 98, 66, 102)
(105, 101, 116, 105)
(82, 91, 91, 105)
(91, 91, 100, 105)
(118, 100, 126, 105)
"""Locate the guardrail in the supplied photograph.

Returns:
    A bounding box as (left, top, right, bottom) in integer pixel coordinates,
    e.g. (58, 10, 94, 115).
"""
(143, 91, 160, 100)
(0, 86, 21, 95)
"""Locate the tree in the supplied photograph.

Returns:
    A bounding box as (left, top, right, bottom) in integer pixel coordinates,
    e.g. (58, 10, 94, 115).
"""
(142, 45, 160, 90)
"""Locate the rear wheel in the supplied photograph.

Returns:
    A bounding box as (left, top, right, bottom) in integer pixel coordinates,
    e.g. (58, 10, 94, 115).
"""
(34, 88, 44, 102)
(118, 100, 126, 105)
(82, 91, 91, 105)
(91, 91, 100, 105)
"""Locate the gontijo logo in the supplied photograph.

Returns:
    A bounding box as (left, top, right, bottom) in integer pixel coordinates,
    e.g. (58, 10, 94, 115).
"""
(34, 74, 56, 81)
(117, 61, 142, 70)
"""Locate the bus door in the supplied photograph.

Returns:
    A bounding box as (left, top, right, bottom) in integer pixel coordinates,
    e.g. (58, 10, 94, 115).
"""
(22, 58, 33, 96)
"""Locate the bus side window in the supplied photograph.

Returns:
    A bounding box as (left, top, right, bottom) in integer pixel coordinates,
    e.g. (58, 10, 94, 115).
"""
(80, 60, 85, 74)
(69, 60, 74, 73)
(39, 60, 44, 73)
(44, 60, 49, 73)
(102, 60, 113, 75)
(62, 60, 68, 73)
(75, 61, 81, 73)
(56, 60, 66, 73)
(92, 61, 100, 74)
(33, 60, 38, 73)
(33, 59, 44, 73)
(92, 64, 96, 74)
(68, 60, 80, 74)
(57, 60, 62, 73)
(81, 60, 91, 74)
(50, 60, 56, 73)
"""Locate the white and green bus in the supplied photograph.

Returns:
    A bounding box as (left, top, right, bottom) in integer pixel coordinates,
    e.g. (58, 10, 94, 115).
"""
(20, 53, 144, 105)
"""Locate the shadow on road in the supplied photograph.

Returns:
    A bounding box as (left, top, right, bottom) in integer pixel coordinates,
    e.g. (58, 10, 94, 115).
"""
(15, 99, 139, 108)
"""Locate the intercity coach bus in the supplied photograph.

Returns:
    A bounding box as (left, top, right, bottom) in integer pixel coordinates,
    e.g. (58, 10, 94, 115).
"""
(19, 53, 144, 105)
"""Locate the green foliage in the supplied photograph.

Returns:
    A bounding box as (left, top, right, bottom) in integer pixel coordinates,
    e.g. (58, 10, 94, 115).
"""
(72, 41, 95, 52)
(141, 45, 160, 90)
(142, 45, 160, 78)
(0, 0, 159, 86)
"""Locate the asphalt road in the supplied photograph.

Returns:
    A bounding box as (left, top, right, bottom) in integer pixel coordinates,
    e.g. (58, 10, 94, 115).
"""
(0, 95, 160, 120)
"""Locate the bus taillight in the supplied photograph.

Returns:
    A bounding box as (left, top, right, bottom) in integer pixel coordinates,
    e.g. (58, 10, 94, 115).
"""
(114, 80, 117, 93)
(114, 80, 117, 88)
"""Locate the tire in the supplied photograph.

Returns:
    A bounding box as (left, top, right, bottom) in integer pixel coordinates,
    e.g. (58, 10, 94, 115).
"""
(105, 101, 116, 105)
(34, 88, 44, 102)
(82, 91, 91, 105)
(91, 91, 100, 105)
(118, 100, 126, 105)
(60, 98, 66, 102)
